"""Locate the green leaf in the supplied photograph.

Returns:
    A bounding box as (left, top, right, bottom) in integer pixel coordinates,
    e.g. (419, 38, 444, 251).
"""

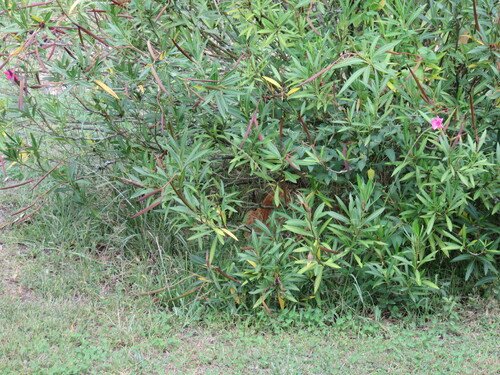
(391, 161, 408, 177)
(331, 57, 365, 70)
(414, 269, 421, 286)
(314, 265, 323, 294)
(385, 149, 396, 162)
(338, 67, 370, 96)
(209, 237, 217, 264)
(324, 258, 341, 269)
(298, 262, 316, 274)
(474, 276, 497, 287)
(425, 214, 436, 235)
(465, 262, 475, 281)
(373, 40, 401, 59)
(326, 211, 349, 223)
(283, 225, 313, 237)
(452, 254, 472, 262)
(353, 253, 363, 267)
(422, 280, 439, 290)
(365, 207, 385, 224)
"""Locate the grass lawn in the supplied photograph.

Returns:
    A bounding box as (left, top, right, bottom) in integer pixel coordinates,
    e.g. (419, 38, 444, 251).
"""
(0, 185, 498, 375)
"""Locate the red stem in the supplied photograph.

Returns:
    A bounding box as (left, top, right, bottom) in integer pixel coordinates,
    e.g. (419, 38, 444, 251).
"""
(131, 197, 163, 218)
(298, 53, 357, 87)
(170, 38, 194, 62)
(297, 112, 313, 144)
(0, 179, 36, 190)
(469, 93, 479, 152)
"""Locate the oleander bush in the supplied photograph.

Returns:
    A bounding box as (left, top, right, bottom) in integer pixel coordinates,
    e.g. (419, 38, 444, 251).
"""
(0, 0, 498, 314)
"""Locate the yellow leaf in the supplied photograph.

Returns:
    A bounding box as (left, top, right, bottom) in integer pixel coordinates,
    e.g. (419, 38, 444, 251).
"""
(387, 81, 398, 92)
(263, 76, 281, 88)
(31, 15, 43, 23)
(138, 85, 144, 94)
(278, 292, 285, 309)
(94, 80, 120, 99)
(159, 51, 166, 60)
(378, 0, 386, 8)
(11, 45, 25, 57)
(246, 259, 257, 267)
(367, 168, 375, 180)
(287, 87, 300, 96)
(198, 276, 211, 282)
(221, 228, 239, 241)
(69, 0, 83, 14)
(6, 161, 17, 170)
(19, 152, 29, 162)
(213, 227, 224, 236)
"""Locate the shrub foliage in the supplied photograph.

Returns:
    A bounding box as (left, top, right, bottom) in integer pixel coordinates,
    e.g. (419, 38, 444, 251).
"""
(1, 0, 498, 312)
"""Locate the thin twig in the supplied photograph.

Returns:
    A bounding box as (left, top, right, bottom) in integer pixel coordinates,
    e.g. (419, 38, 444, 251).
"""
(407, 64, 432, 104)
(0, 1, 54, 16)
(213, 266, 240, 283)
(297, 53, 357, 87)
(472, 0, 481, 33)
(170, 38, 194, 62)
(469, 93, 479, 152)
(30, 154, 80, 191)
(16, 201, 46, 224)
(0, 179, 36, 190)
(150, 66, 170, 95)
(297, 111, 314, 144)
(132, 275, 194, 296)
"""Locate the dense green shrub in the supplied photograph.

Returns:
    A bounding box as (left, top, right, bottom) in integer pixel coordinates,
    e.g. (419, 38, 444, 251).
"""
(1, 0, 498, 313)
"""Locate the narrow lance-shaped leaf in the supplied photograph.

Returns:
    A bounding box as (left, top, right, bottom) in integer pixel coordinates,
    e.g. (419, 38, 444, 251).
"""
(263, 76, 281, 89)
(94, 80, 119, 99)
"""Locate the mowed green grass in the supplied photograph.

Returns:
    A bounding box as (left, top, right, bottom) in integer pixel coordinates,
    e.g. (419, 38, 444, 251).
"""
(0, 186, 499, 375)
(1, 281, 498, 374)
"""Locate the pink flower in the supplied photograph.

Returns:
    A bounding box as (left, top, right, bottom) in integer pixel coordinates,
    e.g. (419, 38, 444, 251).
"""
(3, 69, 19, 81)
(430, 116, 444, 130)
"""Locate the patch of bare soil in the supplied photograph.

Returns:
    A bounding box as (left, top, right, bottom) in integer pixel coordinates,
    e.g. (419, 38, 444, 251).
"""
(0, 202, 36, 303)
